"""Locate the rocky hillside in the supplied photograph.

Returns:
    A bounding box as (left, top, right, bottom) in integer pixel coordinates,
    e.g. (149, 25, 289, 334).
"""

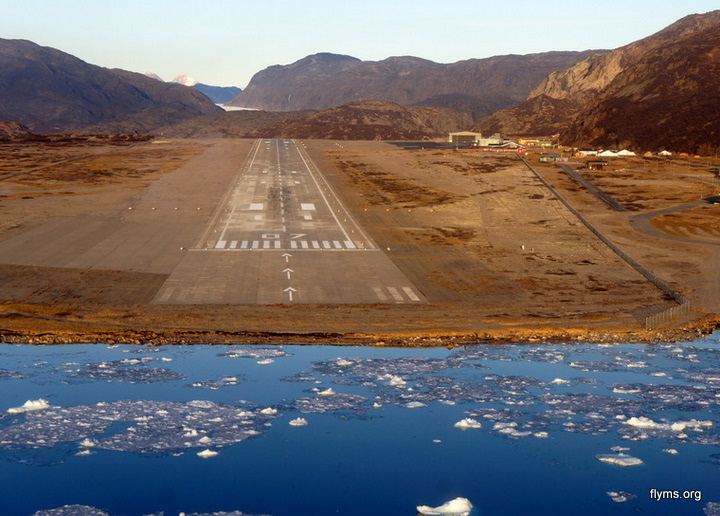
(474, 95, 581, 136)
(562, 13, 720, 152)
(245, 100, 472, 140)
(228, 51, 600, 120)
(0, 39, 221, 133)
(157, 109, 314, 138)
(0, 121, 34, 139)
(475, 9, 720, 152)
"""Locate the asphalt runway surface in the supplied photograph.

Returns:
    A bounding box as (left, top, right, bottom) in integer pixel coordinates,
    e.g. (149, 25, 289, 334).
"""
(153, 139, 425, 304)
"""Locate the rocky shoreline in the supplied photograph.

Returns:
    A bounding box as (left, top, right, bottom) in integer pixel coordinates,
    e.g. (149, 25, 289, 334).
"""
(1, 317, 717, 347)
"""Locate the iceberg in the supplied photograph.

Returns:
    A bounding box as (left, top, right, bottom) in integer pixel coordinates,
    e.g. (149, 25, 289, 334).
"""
(454, 418, 482, 430)
(550, 378, 570, 385)
(197, 449, 218, 458)
(8, 398, 51, 414)
(417, 497, 473, 516)
(289, 417, 308, 426)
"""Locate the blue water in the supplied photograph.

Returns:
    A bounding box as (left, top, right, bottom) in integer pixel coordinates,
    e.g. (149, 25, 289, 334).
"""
(0, 333, 719, 516)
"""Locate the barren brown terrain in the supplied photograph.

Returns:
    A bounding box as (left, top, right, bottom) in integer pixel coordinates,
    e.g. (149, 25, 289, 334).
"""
(0, 137, 717, 346)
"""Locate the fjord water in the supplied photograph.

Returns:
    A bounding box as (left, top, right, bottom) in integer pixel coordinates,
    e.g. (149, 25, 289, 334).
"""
(1, 334, 719, 516)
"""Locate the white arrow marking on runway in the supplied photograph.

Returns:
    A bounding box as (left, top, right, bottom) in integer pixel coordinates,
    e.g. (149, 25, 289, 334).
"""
(284, 287, 298, 301)
(283, 268, 294, 279)
(281, 253, 292, 263)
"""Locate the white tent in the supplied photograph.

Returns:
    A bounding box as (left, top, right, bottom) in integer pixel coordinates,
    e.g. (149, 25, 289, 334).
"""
(617, 149, 636, 156)
(598, 150, 619, 157)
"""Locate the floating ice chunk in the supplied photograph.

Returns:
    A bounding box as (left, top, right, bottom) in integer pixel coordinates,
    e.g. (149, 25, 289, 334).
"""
(260, 407, 278, 415)
(404, 401, 426, 409)
(389, 375, 407, 387)
(534, 432, 549, 438)
(663, 448, 679, 455)
(493, 421, 532, 438)
(454, 418, 482, 430)
(318, 388, 336, 396)
(8, 398, 51, 414)
(417, 497, 473, 516)
(336, 359, 354, 367)
(373, 402, 383, 409)
(596, 453, 643, 467)
(257, 359, 274, 365)
(289, 417, 308, 427)
(79, 438, 96, 448)
(550, 378, 570, 385)
(624, 416, 712, 433)
(607, 491, 637, 503)
(197, 449, 218, 458)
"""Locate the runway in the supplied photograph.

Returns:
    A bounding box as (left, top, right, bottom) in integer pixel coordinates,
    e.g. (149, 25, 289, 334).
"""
(153, 139, 426, 304)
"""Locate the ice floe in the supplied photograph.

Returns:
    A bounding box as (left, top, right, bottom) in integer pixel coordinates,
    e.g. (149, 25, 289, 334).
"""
(0, 399, 278, 456)
(32, 507, 270, 516)
(595, 452, 643, 466)
(606, 491, 637, 503)
(32, 505, 110, 516)
(66, 358, 186, 383)
(289, 417, 308, 426)
(0, 368, 30, 379)
(293, 392, 367, 414)
(192, 376, 242, 389)
(417, 497, 473, 516)
(197, 449, 218, 458)
(220, 347, 292, 359)
(8, 398, 51, 414)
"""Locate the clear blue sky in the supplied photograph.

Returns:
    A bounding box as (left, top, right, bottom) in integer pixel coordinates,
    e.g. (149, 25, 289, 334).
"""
(1, 0, 718, 87)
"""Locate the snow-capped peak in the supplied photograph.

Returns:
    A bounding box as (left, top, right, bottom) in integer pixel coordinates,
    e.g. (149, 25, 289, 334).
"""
(171, 73, 199, 86)
(144, 72, 165, 82)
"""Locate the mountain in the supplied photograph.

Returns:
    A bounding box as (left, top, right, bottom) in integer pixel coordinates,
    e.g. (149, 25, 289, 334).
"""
(144, 72, 164, 82)
(474, 9, 720, 152)
(0, 39, 221, 133)
(192, 83, 243, 104)
(171, 73, 198, 86)
(244, 100, 472, 140)
(562, 11, 720, 152)
(227, 51, 601, 120)
(147, 72, 243, 104)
